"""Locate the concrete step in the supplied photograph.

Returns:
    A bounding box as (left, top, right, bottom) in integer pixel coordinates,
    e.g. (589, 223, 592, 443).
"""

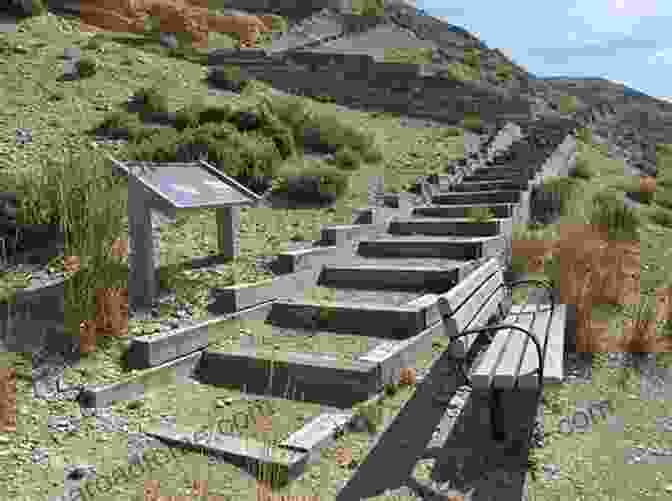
(319, 263, 461, 291)
(467, 168, 533, 181)
(432, 190, 522, 205)
(357, 235, 505, 260)
(388, 217, 508, 237)
(266, 300, 427, 338)
(413, 204, 515, 219)
(449, 179, 529, 192)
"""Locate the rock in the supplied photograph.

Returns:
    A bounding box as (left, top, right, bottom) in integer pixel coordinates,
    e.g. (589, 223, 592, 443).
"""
(62, 47, 81, 61)
(158, 32, 178, 49)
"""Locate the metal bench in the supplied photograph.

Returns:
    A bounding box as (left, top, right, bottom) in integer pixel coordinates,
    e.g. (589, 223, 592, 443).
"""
(436, 257, 567, 442)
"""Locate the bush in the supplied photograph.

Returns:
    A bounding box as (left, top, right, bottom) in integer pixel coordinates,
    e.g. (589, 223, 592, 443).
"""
(537, 177, 581, 214)
(198, 105, 235, 125)
(383, 48, 434, 64)
(441, 63, 480, 82)
(208, 65, 249, 92)
(462, 113, 483, 132)
(655, 190, 672, 211)
(465, 207, 495, 222)
(570, 156, 594, 179)
(649, 207, 672, 228)
(442, 127, 463, 137)
(271, 160, 349, 204)
(463, 48, 481, 69)
(575, 127, 593, 145)
(76, 57, 97, 78)
(558, 94, 578, 114)
(588, 189, 641, 241)
(332, 146, 363, 171)
(358, 0, 385, 17)
(131, 86, 169, 113)
(495, 63, 514, 81)
(173, 107, 201, 132)
(254, 100, 297, 159)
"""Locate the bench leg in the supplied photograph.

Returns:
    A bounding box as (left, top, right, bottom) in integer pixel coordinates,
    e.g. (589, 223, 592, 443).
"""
(490, 389, 507, 441)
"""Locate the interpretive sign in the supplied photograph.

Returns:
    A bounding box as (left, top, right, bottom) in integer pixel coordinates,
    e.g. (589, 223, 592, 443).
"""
(106, 157, 262, 311)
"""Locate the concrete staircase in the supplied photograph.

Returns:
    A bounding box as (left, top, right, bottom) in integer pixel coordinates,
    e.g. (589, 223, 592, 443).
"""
(80, 120, 577, 489)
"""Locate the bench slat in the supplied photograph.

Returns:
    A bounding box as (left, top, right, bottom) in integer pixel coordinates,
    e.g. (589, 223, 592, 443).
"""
(436, 257, 500, 320)
(454, 286, 507, 358)
(511, 309, 553, 390)
(469, 309, 524, 390)
(441, 271, 503, 357)
(538, 303, 566, 386)
(490, 312, 537, 390)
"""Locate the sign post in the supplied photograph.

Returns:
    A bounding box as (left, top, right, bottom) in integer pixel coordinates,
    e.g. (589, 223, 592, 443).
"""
(106, 158, 261, 312)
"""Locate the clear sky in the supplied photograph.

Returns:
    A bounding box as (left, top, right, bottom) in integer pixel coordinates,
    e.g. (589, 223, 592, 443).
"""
(411, 0, 671, 101)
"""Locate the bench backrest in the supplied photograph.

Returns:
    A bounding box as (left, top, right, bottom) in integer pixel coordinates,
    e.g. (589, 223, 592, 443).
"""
(436, 258, 506, 357)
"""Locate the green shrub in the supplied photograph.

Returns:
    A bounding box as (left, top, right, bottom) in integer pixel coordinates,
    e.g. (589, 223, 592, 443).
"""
(558, 94, 578, 114)
(264, 14, 288, 33)
(463, 48, 481, 69)
(537, 176, 581, 214)
(648, 207, 672, 228)
(441, 63, 480, 82)
(383, 48, 434, 64)
(127, 121, 282, 181)
(576, 127, 593, 145)
(76, 57, 97, 78)
(313, 94, 337, 103)
(254, 100, 296, 159)
(198, 105, 235, 125)
(357, 0, 385, 17)
(465, 207, 495, 222)
(656, 143, 672, 156)
(442, 127, 463, 137)
(132, 86, 169, 113)
(96, 111, 141, 132)
(271, 160, 349, 204)
(655, 190, 672, 211)
(570, 156, 594, 179)
(588, 189, 640, 241)
(23, 0, 46, 17)
(333, 146, 363, 171)
(495, 63, 514, 81)
(173, 107, 201, 132)
(462, 113, 483, 132)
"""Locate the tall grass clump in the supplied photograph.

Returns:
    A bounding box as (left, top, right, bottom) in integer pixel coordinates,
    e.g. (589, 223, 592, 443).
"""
(270, 159, 349, 205)
(570, 155, 595, 179)
(588, 189, 641, 241)
(131, 86, 169, 113)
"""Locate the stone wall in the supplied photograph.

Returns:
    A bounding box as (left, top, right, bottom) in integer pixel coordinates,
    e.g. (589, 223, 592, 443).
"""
(208, 49, 533, 125)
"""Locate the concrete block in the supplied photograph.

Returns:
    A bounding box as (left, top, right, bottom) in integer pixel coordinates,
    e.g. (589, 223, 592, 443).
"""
(432, 190, 522, 205)
(318, 263, 460, 292)
(412, 204, 515, 219)
(266, 300, 427, 337)
(126, 300, 275, 370)
(78, 351, 203, 408)
(144, 423, 309, 487)
(196, 349, 379, 408)
(210, 266, 324, 313)
(357, 236, 505, 260)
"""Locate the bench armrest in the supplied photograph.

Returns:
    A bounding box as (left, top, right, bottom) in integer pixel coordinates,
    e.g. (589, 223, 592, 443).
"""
(447, 324, 545, 392)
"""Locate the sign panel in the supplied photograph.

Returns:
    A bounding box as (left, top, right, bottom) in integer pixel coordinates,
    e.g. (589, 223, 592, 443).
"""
(108, 159, 261, 210)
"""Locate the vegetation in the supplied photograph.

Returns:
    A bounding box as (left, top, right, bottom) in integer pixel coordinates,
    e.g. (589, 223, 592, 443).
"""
(557, 94, 579, 114)
(495, 63, 514, 81)
(440, 62, 481, 82)
(382, 48, 434, 65)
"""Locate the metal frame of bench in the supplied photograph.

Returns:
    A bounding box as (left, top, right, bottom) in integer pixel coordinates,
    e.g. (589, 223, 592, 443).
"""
(437, 260, 558, 442)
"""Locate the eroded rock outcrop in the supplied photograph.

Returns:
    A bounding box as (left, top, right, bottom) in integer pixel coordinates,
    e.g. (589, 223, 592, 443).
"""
(78, 0, 273, 48)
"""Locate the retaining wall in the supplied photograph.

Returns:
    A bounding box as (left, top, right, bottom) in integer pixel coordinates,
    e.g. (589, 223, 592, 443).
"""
(209, 49, 533, 125)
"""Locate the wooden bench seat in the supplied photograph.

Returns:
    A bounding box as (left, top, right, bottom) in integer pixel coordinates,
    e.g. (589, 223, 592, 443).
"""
(436, 257, 567, 442)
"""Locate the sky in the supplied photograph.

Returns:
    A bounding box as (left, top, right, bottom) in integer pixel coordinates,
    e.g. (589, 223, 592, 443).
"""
(408, 0, 671, 101)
